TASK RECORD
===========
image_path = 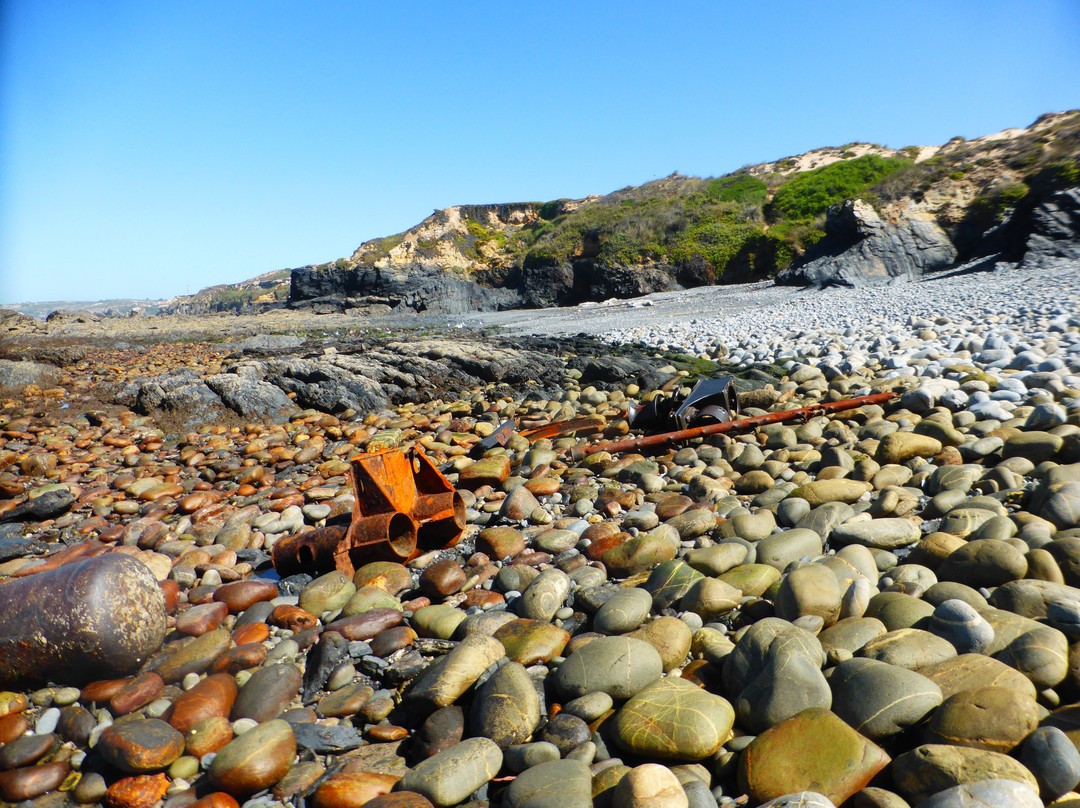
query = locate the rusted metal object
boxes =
[627,377,740,431]
[518,414,607,442]
[469,414,606,458]
[270,524,350,577]
[572,390,898,460]
[272,447,465,576]
[469,419,517,458]
[0,554,167,688]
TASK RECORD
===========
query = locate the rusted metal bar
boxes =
[470,420,517,458]
[518,415,607,442]
[570,391,898,460]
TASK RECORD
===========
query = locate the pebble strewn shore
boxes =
[1,264,1080,808]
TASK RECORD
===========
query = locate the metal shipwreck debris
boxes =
[272,447,465,576]
[627,377,740,430]
[573,390,898,460]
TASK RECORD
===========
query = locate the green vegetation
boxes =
[705,175,768,205]
[767,155,912,221]
[465,220,507,257]
[514,156,911,280]
[314,112,1080,286]
[967,182,1031,224]
[207,282,287,312]
[513,172,809,280]
[539,200,567,220]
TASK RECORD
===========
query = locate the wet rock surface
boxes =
[0,272,1079,807]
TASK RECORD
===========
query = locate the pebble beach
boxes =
[2,263,1080,808]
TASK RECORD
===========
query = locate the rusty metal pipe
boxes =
[271,524,350,577]
[571,391,898,460]
[412,491,467,550]
[341,511,417,569]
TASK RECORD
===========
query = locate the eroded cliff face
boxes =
[776,200,958,287]
[777,184,1080,287]
[164,112,1080,315]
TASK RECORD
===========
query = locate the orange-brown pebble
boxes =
[81,678,129,706]
[269,493,304,512]
[213,580,278,612]
[0,762,70,801]
[0,713,29,744]
[180,492,210,513]
[189,792,241,808]
[185,716,234,758]
[0,692,29,718]
[109,672,165,716]
[104,773,169,808]
[313,771,400,808]
[462,589,504,609]
[231,622,269,645]
[367,725,408,742]
[362,794,435,808]
[208,643,268,675]
[165,673,238,735]
[369,626,417,658]
[270,605,319,632]
[175,601,230,636]
[159,580,180,613]
[324,608,404,642]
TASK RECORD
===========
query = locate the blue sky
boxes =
[2,1,1078,304]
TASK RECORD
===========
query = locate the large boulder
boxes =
[290,262,520,314]
[0,359,61,390]
[777,199,957,287]
[520,260,679,308]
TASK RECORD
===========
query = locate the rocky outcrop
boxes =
[0,310,41,334]
[1025,187,1080,263]
[113,337,575,428]
[777,200,957,287]
[519,261,681,308]
[936,185,1080,275]
[290,263,521,314]
[0,360,62,390]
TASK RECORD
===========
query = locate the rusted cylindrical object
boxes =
[0,553,167,688]
[412,491,466,551]
[341,512,418,571]
[270,524,349,577]
[573,391,898,460]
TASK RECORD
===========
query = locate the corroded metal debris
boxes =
[272,447,465,576]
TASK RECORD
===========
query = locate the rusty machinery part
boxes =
[271,523,349,578]
[518,415,607,442]
[627,377,740,431]
[470,419,517,458]
[469,415,607,458]
[574,390,898,461]
[271,447,466,577]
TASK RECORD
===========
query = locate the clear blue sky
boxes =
[2,1,1078,305]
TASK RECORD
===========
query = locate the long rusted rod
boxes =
[571,390,898,460]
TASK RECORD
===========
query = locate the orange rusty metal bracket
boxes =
[271,446,465,577]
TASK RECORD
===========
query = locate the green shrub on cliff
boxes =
[768,155,911,221]
[967,182,1030,224]
[705,174,768,205]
